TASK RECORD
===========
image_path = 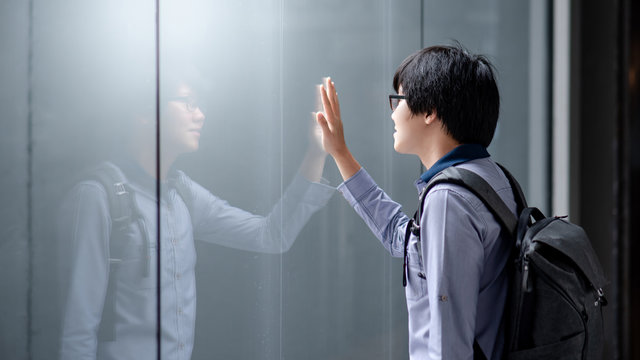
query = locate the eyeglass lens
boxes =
[389,95,404,111]
[390,98,398,111]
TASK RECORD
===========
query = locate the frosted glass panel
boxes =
[0,0,548,359]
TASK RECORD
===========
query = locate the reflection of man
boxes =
[57,79,334,360]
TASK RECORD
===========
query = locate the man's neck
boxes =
[418,135,461,170]
[132,144,176,181]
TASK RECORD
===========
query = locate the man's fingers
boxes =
[324,77,336,107]
[319,85,335,121]
[328,79,336,101]
[316,112,331,133]
[330,81,341,116]
[324,78,340,116]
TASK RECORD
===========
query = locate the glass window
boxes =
[0,0,549,358]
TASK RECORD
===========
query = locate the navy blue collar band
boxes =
[419,144,490,183]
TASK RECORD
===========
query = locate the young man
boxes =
[57,78,334,360]
[316,45,517,359]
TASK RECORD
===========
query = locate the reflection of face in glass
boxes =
[163,83,205,155]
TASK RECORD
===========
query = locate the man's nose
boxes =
[193,107,205,123]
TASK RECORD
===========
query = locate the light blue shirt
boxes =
[58,161,335,360]
[337,157,517,360]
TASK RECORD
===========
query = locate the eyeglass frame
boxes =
[388,94,406,111]
[169,96,200,112]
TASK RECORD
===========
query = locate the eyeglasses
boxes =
[170,96,199,112]
[389,94,406,111]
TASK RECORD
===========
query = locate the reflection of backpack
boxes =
[89,162,192,341]
[409,164,608,360]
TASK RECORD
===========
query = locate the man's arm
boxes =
[337,168,411,258]
[187,172,334,254]
[58,182,111,359]
[421,187,485,360]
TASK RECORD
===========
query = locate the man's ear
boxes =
[424,110,438,126]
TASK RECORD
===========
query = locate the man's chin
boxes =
[182,139,200,153]
[163,143,199,159]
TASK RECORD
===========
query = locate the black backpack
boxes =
[87,161,192,342]
[409,164,608,360]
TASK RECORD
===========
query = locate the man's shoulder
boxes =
[427,158,494,193]
[424,181,485,213]
[456,158,506,185]
[424,158,515,217]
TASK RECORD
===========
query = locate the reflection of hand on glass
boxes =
[299,110,328,183]
[58,79,334,360]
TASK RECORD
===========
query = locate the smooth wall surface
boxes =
[1,1,547,359]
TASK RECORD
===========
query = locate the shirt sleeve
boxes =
[188,173,335,253]
[337,168,411,258]
[58,182,111,360]
[421,186,486,360]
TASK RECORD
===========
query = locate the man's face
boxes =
[162,83,205,155]
[391,87,427,155]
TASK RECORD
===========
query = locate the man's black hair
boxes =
[392,44,500,147]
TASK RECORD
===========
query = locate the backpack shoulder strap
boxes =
[496,163,528,212]
[422,166,518,237]
[87,161,146,342]
[90,161,136,229]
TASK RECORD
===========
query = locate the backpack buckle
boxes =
[114,182,127,196]
[596,288,608,306]
[410,221,420,236]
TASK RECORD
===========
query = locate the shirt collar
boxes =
[115,157,180,192]
[417,143,490,186]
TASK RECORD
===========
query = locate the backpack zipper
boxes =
[511,219,554,350]
[511,256,528,351]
